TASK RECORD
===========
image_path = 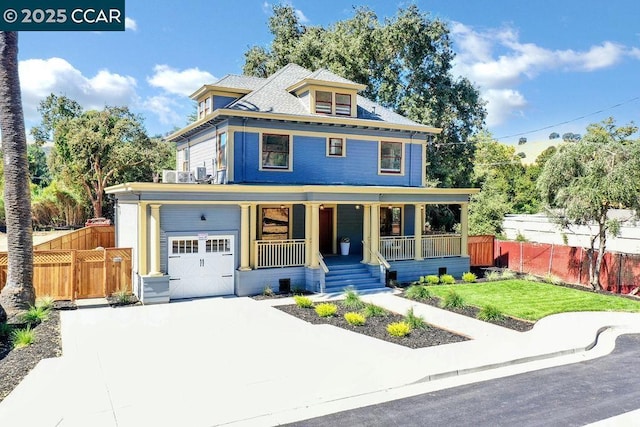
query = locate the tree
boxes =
[549,132,560,140]
[49,106,157,218]
[518,137,527,145]
[244,4,486,188]
[30,93,82,145]
[537,118,640,289]
[27,143,50,187]
[0,32,34,321]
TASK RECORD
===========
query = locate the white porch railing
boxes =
[254,239,306,269]
[380,236,415,261]
[422,234,461,258]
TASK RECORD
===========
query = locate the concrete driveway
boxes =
[2,295,640,426]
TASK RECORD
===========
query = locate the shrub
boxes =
[461,272,477,283]
[440,274,456,285]
[315,303,338,317]
[262,285,275,297]
[485,271,501,281]
[112,288,133,305]
[12,327,35,349]
[0,322,12,339]
[441,290,465,309]
[362,303,388,318]
[524,274,540,282]
[418,276,426,284]
[293,295,314,308]
[477,305,505,322]
[500,270,516,280]
[35,295,55,310]
[544,274,562,285]
[425,275,440,285]
[387,322,411,337]
[404,307,427,329]
[341,288,365,310]
[405,285,431,300]
[21,305,49,326]
[292,286,306,295]
[344,312,366,326]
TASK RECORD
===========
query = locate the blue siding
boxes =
[292,204,305,239]
[214,95,237,110]
[236,267,306,296]
[405,205,416,235]
[233,130,422,186]
[336,205,363,254]
[389,257,471,283]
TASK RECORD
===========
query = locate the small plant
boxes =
[441,290,466,309]
[315,303,338,317]
[418,276,426,284]
[544,274,562,285]
[524,274,540,282]
[485,271,502,281]
[362,303,388,318]
[341,288,365,310]
[0,322,12,339]
[387,322,411,337]
[292,286,306,295]
[340,236,350,243]
[344,312,366,326]
[35,295,55,310]
[500,270,516,280]
[439,274,456,285]
[112,287,133,305]
[262,285,275,297]
[477,305,505,322]
[293,295,314,308]
[425,275,440,285]
[461,272,477,283]
[515,232,528,242]
[21,305,49,326]
[11,327,35,349]
[404,307,427,329]
[405,285,431,300]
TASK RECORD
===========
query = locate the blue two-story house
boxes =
[107,64,478,304]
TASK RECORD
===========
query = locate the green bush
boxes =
[0,322,12,339]
[440,274,456,285]
[461,272,477,283]
[12,327,35,349]
[485,271,501,281]
[405,285,431,300]
[293,295,314,308]
[112,288,133,304]
[35,295,55,310]
[524,274,540,282]
[315,303,338,317]
[404,307,427,329]
[477,305,505,322]
[344,312,366,326]
[544,274,562,285]
[21,305,49,326]
[500,270,516,280]
[262,285,275,297]
[292,286,306,295]
[441,290,466,309]
[425,275,440,285]
[387,322,411,337]
[418,276,426,284]
[362,303,388,318]
[341,288,365,310]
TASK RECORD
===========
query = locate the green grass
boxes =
[427,279,640,321]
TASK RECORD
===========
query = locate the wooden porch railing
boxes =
[422,234,461,258]
[254,239,306,269]
[380,236,415,260]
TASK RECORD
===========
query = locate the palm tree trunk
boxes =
[0,32,35,321]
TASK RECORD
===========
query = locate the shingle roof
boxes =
[210,74,265,91]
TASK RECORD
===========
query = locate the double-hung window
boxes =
[328,138,344,156]
[335,93,351,116]
[380,141,402,174]
[315,91,332,114]
[262,134,290,169]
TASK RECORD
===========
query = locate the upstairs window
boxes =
[335,93,351,116]
[198,100,205,119]
[262,134,290,170]
[380,141,402,174]
[315,91,332,114]
[328,138,344,157]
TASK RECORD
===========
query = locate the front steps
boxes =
[323,263,384,293]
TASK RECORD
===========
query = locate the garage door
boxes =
[168,235,235,299]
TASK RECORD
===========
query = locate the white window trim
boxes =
[259,132,293,172]
[326,137,346,157]
[378,141,405,176]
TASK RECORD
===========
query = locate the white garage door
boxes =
[168,235,235,299]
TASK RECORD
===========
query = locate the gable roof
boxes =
[168,63,440,141]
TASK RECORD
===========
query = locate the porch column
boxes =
[369,203,380,265]
[305,204,312,266]
[249,204,257,268]
[239,203,251,271]
[138,202,149,276]
[460,203,469,256]
[414,204,424,261]
[362,204,371,264]
[309,203,320,268]
[148,204,162,276]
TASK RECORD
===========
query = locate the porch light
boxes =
[388,205,393,210]
[200,214,206,221]
[320,204,324,210]
[355,205,360,210]
[280,204,285,209]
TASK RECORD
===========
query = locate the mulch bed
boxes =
[0,310,63,402]
[276,303,468,349]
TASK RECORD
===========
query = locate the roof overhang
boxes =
[189,84,253,100]
[286,78,367,94]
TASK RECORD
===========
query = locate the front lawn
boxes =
[426,280,640,321]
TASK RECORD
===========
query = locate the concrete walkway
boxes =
[1,293,640,426]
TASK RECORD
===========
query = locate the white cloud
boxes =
[143,95,182,126]
[147,64,215,96]
[451,22,636,127]
[19,57,138,122]
[125,17,137,31]
[294,9,309,23]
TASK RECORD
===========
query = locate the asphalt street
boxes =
[290,334,640,427]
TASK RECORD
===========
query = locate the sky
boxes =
[15,0,640,146]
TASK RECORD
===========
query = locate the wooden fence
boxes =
[34,225,115,251]
[0,247,132,300]
[468,235,495,267]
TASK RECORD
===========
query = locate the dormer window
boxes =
[197,97,212,120]
[335,93,351,116]
[315,91,332,114]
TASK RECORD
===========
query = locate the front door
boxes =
[319,208,333,254]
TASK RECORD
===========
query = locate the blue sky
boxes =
[16,0,640,145]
